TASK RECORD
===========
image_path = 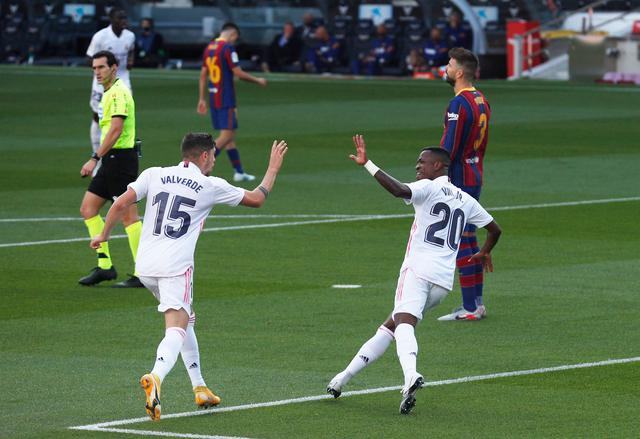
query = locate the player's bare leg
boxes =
[112,204,144,288]
[394,312,424,415]
[215,129,255,181]
[327,315,395,398]
[79,192,117,285]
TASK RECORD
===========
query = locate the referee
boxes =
[79,50,143,288]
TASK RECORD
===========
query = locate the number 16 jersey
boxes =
[401,176,493,290]
[129,161,245,277]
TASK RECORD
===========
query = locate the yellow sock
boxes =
[84,215,112,269]
[125,220,142,274]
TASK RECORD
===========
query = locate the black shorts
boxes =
[88,148,139,201]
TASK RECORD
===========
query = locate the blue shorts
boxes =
[210,107,238,130]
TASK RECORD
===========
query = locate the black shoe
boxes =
[111,275,145,288]
[79,266,117,286]
[399,375,424,415]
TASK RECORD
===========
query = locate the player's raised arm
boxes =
[350,134,411,199]
[240,140,287,207]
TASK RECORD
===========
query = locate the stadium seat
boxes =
[1,21,25,62]
[49,14,74,56]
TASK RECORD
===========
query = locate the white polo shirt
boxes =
[401,176,493,290]
[129,161,245,277]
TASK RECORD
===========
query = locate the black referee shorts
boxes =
[88,148,139,201]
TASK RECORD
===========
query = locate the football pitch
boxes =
[1,65,639,438]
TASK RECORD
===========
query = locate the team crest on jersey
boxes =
[447,112,459,121]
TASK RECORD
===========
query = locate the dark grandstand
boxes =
[2,0,639,76]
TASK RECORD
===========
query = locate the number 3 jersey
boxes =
[402,176,493,290]
[129,161,245,277]
[440,88,490,188]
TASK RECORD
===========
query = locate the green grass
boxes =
[1,65,639,438]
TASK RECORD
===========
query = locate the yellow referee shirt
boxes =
[99,78,135,149]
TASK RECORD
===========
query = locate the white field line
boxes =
[1,196,639,249]
[68,356,640,438]
[0,214,361,223]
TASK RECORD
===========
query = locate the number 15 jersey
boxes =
[129,161,245,277]
[401,176,493,290]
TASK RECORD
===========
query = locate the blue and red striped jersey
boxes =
[201,38,239,109]
[440,88,490,187]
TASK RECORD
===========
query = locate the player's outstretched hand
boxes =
[268,140,288,172]
[257,77,267,87]
[349,134,368,166]
[469,251,493,273]
[90,234,107,249]
[197,99,207,115]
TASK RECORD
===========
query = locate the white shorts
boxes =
[393,268,449,320]
[139,266,194,316]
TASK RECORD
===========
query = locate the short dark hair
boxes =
[92,50,118,67]
[141,17,154,27]
[221,22,240,33]
[448,47,479,81]
[181,133,215,159]
[421,147,451,166]
[109,8,126,19]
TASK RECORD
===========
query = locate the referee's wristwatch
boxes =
[91,152,100,161]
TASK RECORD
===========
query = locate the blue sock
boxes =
[214,147,222,157]
[456,236,477,312]
[226,148,244,174]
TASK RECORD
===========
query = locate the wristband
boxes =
[364,160,379,176]
[258,185,269,198]
[91,152,100,161]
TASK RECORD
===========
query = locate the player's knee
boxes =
[79,203,96,219]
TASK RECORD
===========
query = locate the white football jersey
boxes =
[87,25,135,98]
[128,161,245,277]
[401,175,493,290]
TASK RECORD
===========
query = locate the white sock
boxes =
[395,323,418,388]
[151,327,186,382]
[181,318,206,388]
[342,325,394,384]
[90,120,100,153]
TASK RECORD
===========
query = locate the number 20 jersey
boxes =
[401,176,493,290]
[128,161,245,277]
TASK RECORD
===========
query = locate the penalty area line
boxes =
[68,356,640,438]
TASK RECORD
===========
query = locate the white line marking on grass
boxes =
[72,427,254,439]
[2,196,639,249]
[332,284,362,289]
[0,214,361,223]
[69,356,640,438]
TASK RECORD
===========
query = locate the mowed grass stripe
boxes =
[69,356,640,434]
[1,196,638,248]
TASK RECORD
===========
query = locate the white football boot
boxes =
[437,305,483,321]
